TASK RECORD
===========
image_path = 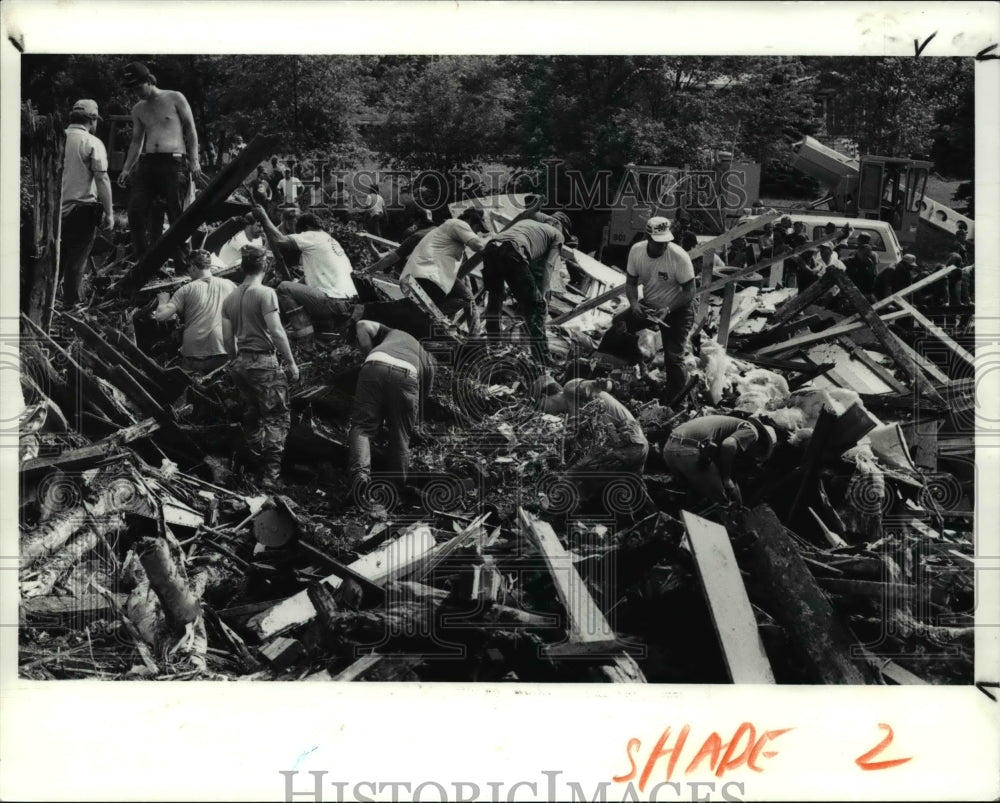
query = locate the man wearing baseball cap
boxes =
[596,216,696,402]
[118,61,202,268]
[60,99,114,306]
[874,253,918,301]
[662,413,776,515]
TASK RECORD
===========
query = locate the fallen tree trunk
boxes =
[738,505,868,684]
[137,537,202,634]
[21,527,99,598]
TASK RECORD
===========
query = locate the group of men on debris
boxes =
[52,62,955,517]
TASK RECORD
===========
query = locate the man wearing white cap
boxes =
[596,216,696,399]
[662,414,776,512]
[59,99,114,306]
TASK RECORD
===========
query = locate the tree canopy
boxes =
[21,54,975,206]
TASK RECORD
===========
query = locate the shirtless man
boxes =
[118,61,202,267]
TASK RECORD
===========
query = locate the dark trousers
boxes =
[276,281,354,323]
[662,443,729,506]
[127,154,191,266]
[229,352,290,481]
[59,203,102,306]
[597,304,694,395]
[482,241,549,363]
[348,361,420,485]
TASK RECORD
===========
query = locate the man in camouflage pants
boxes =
[221,245,300,489]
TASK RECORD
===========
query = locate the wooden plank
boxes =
[695,249,715,321]
[766,271,838,328]
[246,523,436,641]
[519,508,615,645]
[688,210,782,260]
[697,235,831,297]
[119,133,278,295]
[25,109,65,332]
[838,265,956,328]
[857,648,929,685]
[755,310,910,356]
[830,270,945,405]
[889,335,950,384]
[682,512,775,684]
[20,313,135,427]
[741,314,822,351]
[836,337,908,394]
[519,508,646,681]
[717,281,737,349]
[893,299,974,367]
[20,417,160,473]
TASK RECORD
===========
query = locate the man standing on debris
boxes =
[365,205,436,276]
[596,216,695,401]
[221,245,299,490]
[475,216,567,365]
[252,206,358,342]
[400,207,488,326]
[59,99,114,307]
[118,62,202,267]
[152,249,236,375]
[348,320,436,495]
[661,414,776,513]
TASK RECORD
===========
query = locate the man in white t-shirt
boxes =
[277,169,304,205]
[214,216,265,268]
[252,206,358,333]
[597,216,696,399]
[399,207,487,319]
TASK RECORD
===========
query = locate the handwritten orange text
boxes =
[613,724,795,791]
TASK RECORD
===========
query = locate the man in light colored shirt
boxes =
[277,169,304,205]
[59,99,114,306]
[221,246,299,490]
[252,206,358,342]
[597,216,696,399]
[152,249,236,374]
[399,206,487,323]
[215,217,265,268]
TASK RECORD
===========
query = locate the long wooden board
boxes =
[682,511,775,684]
[246,523,436,641]
[754,309,910,356]
[892,299,974,367]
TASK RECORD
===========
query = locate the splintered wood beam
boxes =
[892,299,974,367]
[519,508,616,646]
[696,235,831,297]
[836,337,909,394]
[767,271,838,328]
[754,310,910,356]
[246,523,436,641]
[119,133,278,295]
[838,265,957,328]
[888,334,950,384]
[696,250,715,321]
[717,281,737,349]
[830,270,945,405]
[20,416,161,473]
[682,511,775,683]
[688,210,781,260]
[740,505,867,684]
[518,508,646,681]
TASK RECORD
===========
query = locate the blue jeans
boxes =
[348,361,420,485]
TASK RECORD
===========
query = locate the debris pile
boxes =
[19,150,975,685]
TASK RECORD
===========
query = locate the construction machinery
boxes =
[789,135,973,243]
